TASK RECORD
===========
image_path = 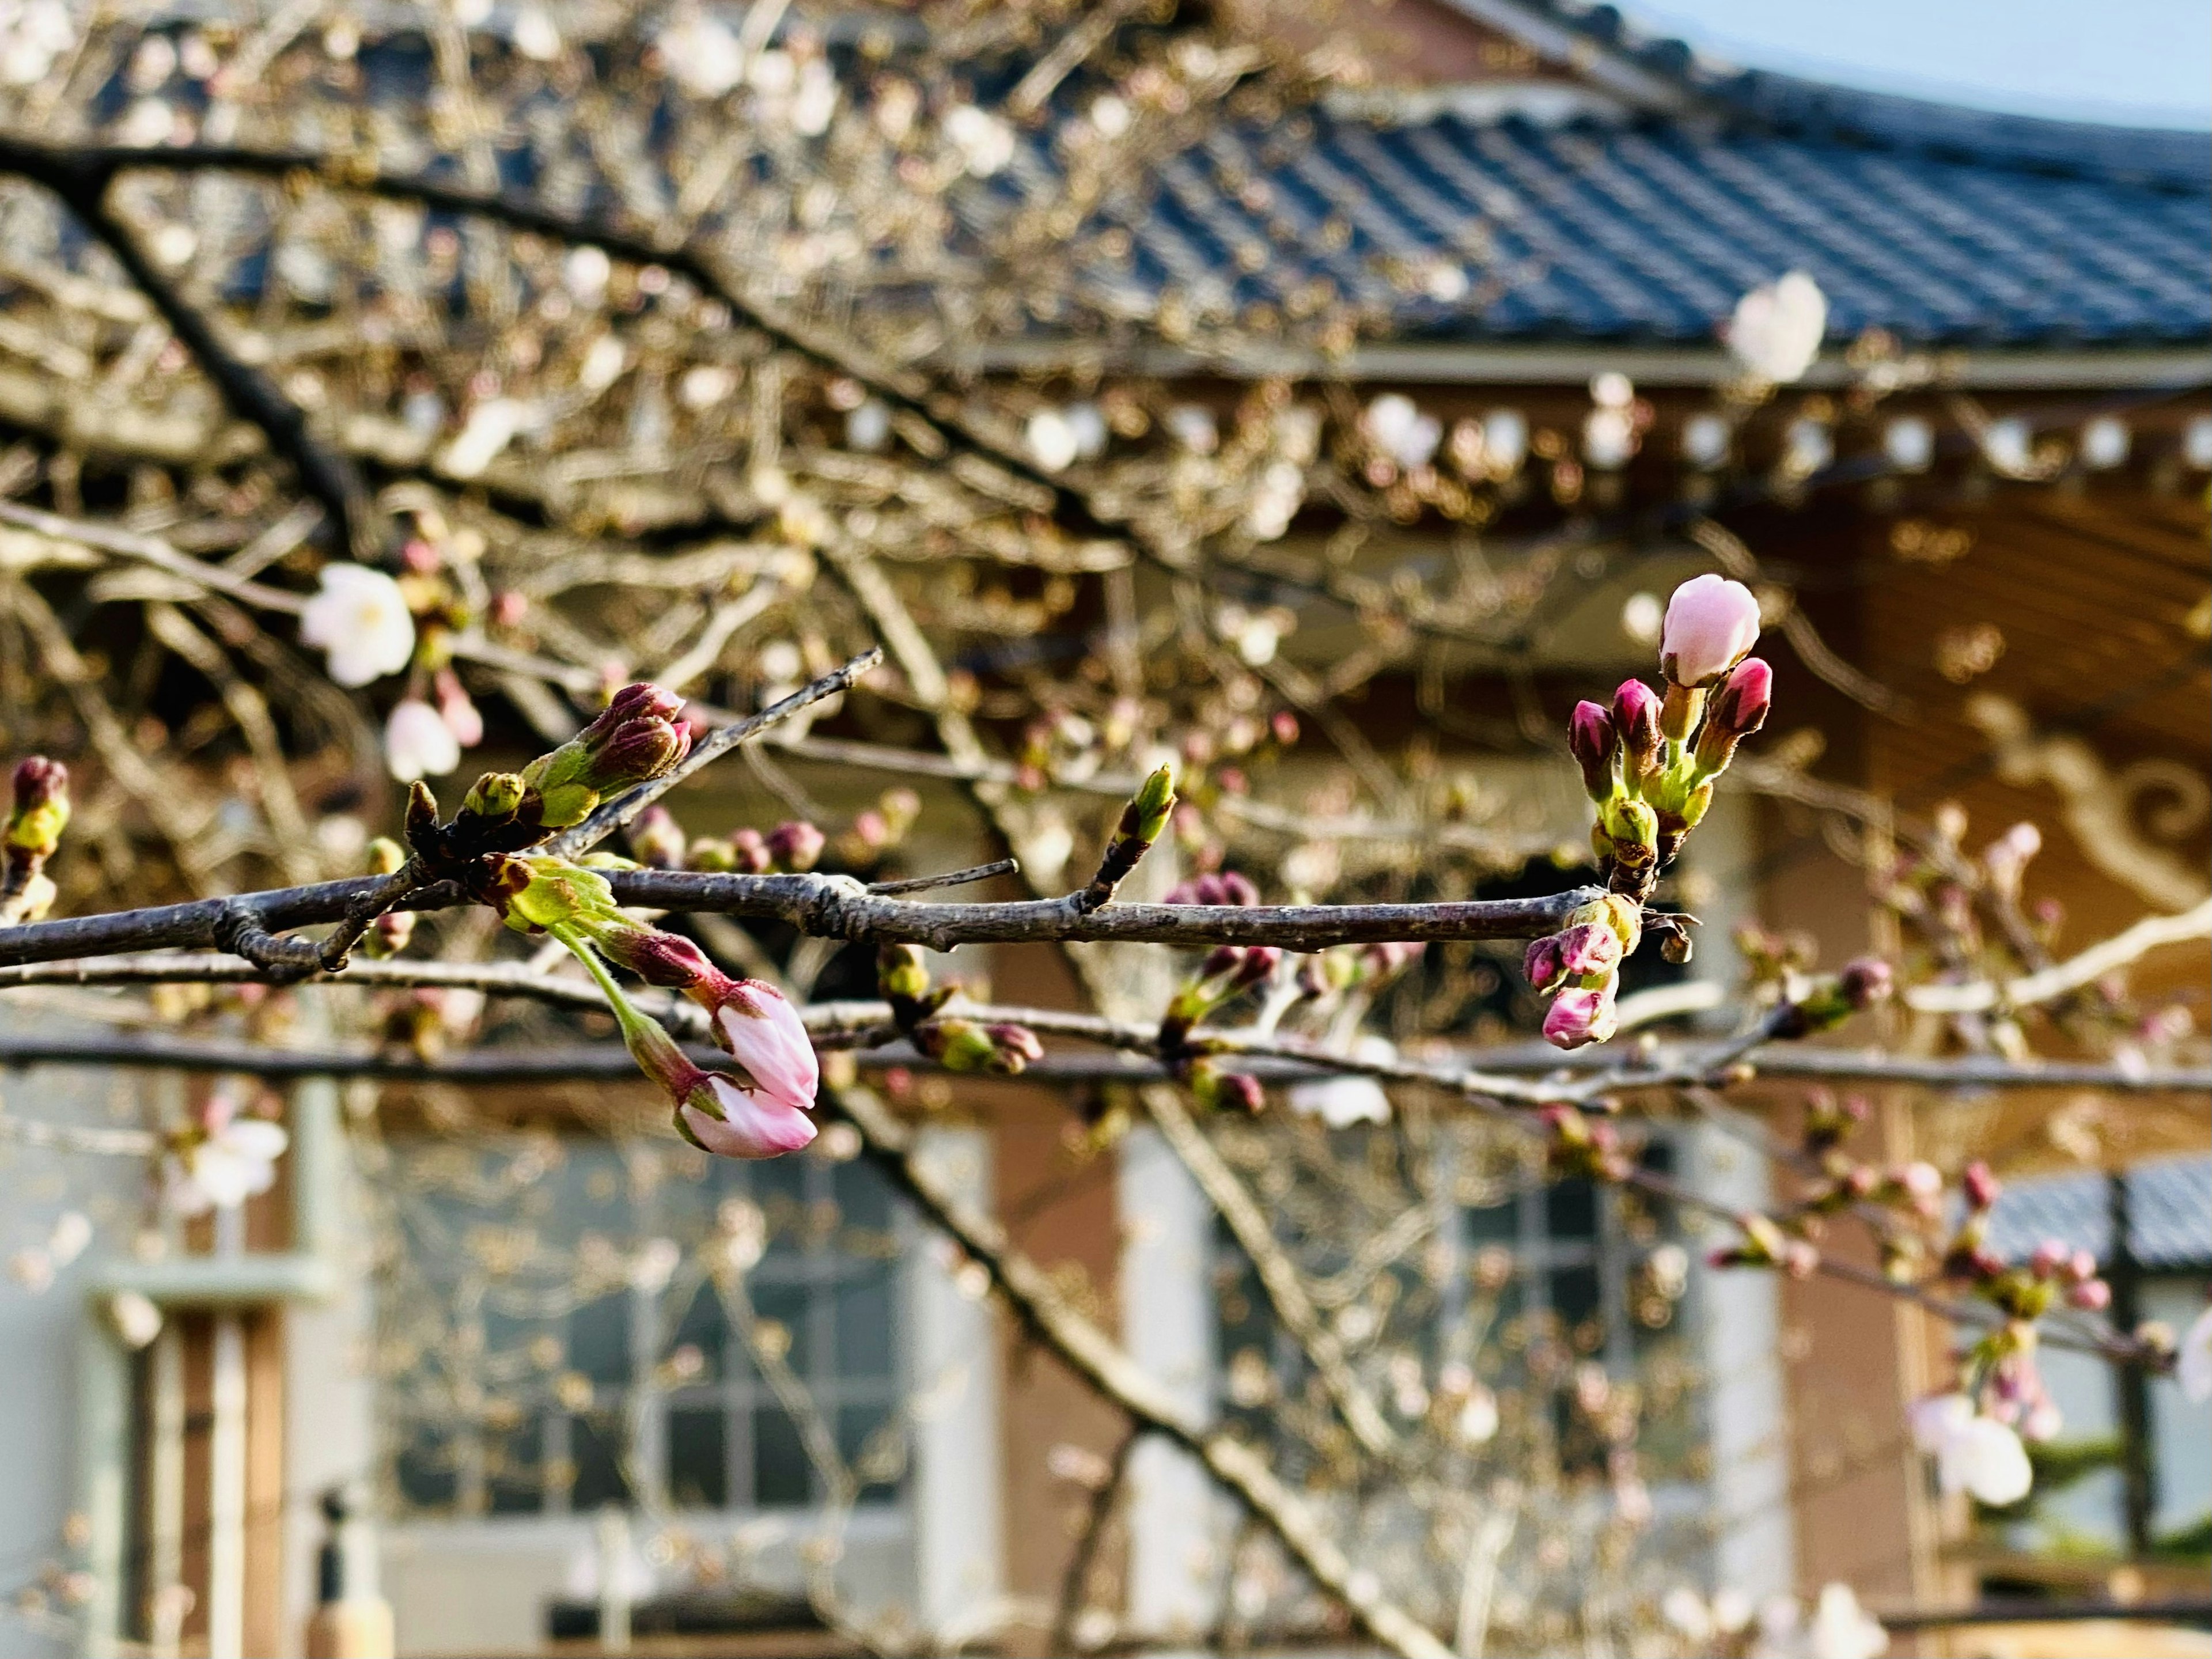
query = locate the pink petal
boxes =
[711,982,819,1112]
[680,1078,817,1160]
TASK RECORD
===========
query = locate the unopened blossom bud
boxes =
[593,924,726,994]
[462,771,527,821]
[520,682,691,828]
[1611,679,1663,789]
[701,979,819,1108]
[631,806,688,870]
[915,1018,1043,1075]
[765,820,825,873]
[1554,922,1624,979]
[1567,701,1619,801]
[1217,1070,1264,1113]
[1524,934,1564,994]
[1839,957,1893,1010]
[1233,945,1283,988]
[878,942,933,1005]
[676,1071,818,1160]
[1692,657,1772,775]
[1660,573,1762,688]
[1130,764,1177,845]
[2067,1249,2097,1284]
[729,828,771,874]
[1963,1161,2001,1211]
[2031,1239,2070,1279]
[479,854,619,934]
[2066,1278,2112,1312]
[1543,982,1619,1050]
[5,757,68,857]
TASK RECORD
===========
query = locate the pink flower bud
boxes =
[5,757,69,858]
[1217,1071,1265,1113]
[1692,657,1772,772]
[765,820,825,873]
[1524,934,1565,994]
[630,805,689,870]
[730,828,771,874]
[1567,701,1619,800]
[2068,1249,2098,1284]
[2066,1278,2112,1312]
[1543,982,1619,1051]
[1233,946,1282,988]
[1554,922,1624,979]
[1611,679,1663,784]
[1660,573,1762,687]
[705,980,819,1116]
[1838,956,1893,1010]
[677,1073,818,1160]
[1963,1161,2001,1211]
[2031,1240,2070,1278]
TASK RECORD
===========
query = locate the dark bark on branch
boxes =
[0,873,1597,968]
[0,138,380,558]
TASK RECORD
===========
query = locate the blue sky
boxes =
[1627,0,2212,129]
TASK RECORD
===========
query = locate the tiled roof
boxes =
[1085,107,2212,349]
[1984,1154,2212,1270]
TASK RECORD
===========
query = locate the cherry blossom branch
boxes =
[4,960,2202,1097]
[0,874,1597,971]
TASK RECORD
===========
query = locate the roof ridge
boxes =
[1430,0,2212,190]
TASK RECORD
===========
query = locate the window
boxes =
[377,1131,907,1517]
[1213,1120,1702,1489]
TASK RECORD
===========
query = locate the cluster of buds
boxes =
[1160,944,1281,1051]
[1770,956,1895,1037]
[1570,574,1769,900]
[1295,939,1426,1002]
[1539,1101,1633,1184]
[1,757,69,925]
[1186,1058,1266,1114]
[517,683,692,830]
[1164,868,1259,907]
[474,851,820,1159]
[1709,1210,1821,1279]
[875,944,1044,1076]
[402,683,693,872]
[688,817,828,875]
[1521,893,1642,1050]
[834,787,922,867]
[1941,1161,2111,1315]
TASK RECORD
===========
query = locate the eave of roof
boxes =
[955,339,2212,390]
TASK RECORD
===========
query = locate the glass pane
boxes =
[395,1428,457,1509]
[569,1293,632,1385]
[834,1270,895,1381]
[486,1421,543,1515]
[667,1407,729,1510]
[1548,1264,1603,1354]
[832,1159,894,1236]
[1464,1199,1519,1245]
[1544,1177,1597,1241]
[755,1406,810,1506]
[570,1411,631,1510]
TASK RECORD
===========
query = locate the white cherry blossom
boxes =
[298,563,415,687]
